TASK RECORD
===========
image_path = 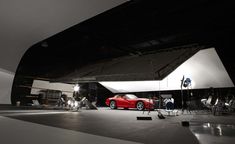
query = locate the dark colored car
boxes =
[105,94,154,111]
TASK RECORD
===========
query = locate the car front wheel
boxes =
[110,101,117,109]
[136,101,145,111]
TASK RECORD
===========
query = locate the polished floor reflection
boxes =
[1,107,235,144]
[0,108,199,144]
[190,122,235,144]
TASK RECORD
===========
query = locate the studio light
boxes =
[74,84,80,92]
[183,78,191,88]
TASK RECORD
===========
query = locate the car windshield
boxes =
[125,94,137,99]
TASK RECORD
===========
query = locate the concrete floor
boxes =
[0,107,235,144]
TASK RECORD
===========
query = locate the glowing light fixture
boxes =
[74,84,80,92]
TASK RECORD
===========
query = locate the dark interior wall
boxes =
[214,36,235,86]
[12,0,235,81]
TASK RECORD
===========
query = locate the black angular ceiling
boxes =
[16,0,235,81]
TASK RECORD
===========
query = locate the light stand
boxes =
[180,76,185,112]
[181,77,192,114]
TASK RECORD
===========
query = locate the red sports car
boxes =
[105,94,154,111]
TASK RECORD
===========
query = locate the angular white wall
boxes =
[100,48,234,93]
[0,0,128,72]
